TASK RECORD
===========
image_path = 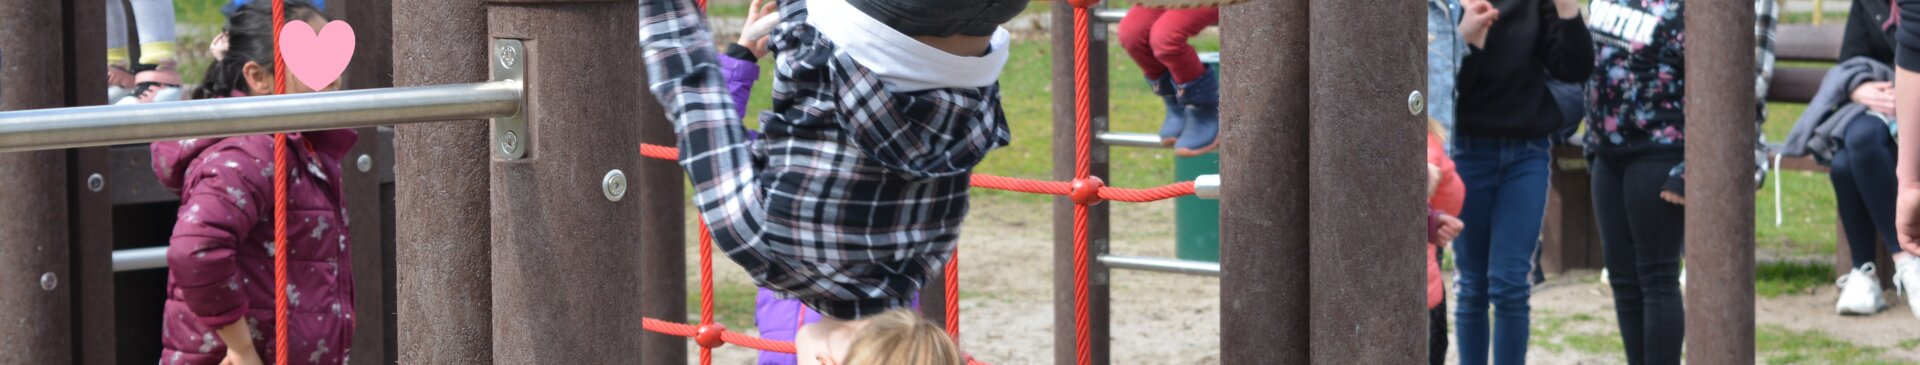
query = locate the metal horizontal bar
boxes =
[1097,132,1167,149]
[1194,174,1220,200]
[1094,8,1129,23]
[0,81,520,153]
[1098,254,1220,277]
[113,246,168,272]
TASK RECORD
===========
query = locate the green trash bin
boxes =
[1175,152,1220,262]
[1174,52,1222,263]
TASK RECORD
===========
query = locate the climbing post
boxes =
[484,1,649,362]
[1684,0,1758,362]
[1219,0,1313,362]
[0,1,74,363]
[1053,1,1113,364]
[1305,0,1428,361]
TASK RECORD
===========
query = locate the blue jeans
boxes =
[1450,134,1551,365]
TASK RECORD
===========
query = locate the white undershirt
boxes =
[806,0,1011,92]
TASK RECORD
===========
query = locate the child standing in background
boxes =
[106,0,183,104]
[1427,119,1467,365]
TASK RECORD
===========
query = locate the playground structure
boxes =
[0,0,1757,364]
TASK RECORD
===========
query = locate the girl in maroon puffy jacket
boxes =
[152,2,353,364]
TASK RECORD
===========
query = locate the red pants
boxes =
[1117,5,1218,84]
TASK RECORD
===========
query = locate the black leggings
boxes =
[1591,150,1685,365]
[1830,114,1901,268]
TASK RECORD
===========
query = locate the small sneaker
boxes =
[1837,263,1889,315]
[1896,259,1920,319]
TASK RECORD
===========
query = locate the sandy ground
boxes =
[682,196,1920,364]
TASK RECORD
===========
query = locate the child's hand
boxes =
[737,0,780,58]
[1899,182,1920,255]
[1435,214,1464,244]
[218,349,263,365]
[1458,0,1499,49]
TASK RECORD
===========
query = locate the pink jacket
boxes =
[1427,133,1464,310]
[152,130,357,365]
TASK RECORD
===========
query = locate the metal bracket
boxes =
[1091,116,1109,164]
[1092,239,1110,285]
[492,39,530,160]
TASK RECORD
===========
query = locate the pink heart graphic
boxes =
[278,20,354,91]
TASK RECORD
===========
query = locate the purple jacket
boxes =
[152,130,358,365]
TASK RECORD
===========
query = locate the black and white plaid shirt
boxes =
[640,0,1010,319]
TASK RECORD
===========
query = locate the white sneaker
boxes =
[1895,259,1920,319]
[1837,263,1889,315]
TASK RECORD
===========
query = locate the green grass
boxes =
[1755,260,1834,297]
[687,280,761,328]
[1759,325,1903,364]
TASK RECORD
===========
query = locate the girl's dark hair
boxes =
[192,0,326,100]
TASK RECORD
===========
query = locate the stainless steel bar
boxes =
[1097,132,1167,149]
[1094,8,1128,23]
[0,80,521,153]
[1194,174,1221,199]
[112,246,167,272]
[1097,254,1220,277]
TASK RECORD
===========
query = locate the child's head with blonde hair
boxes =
[823,309,965,365]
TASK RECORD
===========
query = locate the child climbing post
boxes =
[153,1,355,364]
[1117,3,1218,156]
[639,0,1021,363]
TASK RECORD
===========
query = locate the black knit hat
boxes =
[844,0,1029,37]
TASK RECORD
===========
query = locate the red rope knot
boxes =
[695,323,728,349]
[1067,0,1100,8]
[1069,177,1105,206]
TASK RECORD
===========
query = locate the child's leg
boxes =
[128,0,178,66]
[1146,8,1217,84]
[106,0,128,66]
[1117,6,1169,79]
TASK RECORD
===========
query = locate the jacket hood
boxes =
[151,130,359,192]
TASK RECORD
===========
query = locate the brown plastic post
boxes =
[633,18,687,365]
[1684,0,1757,362]
[328,1,396,364]
[0,2,73,363]
[392,0,493,363]
[1305,0,1427,362]
[1052,3,1111,364]
[485,2,646,363]
[1218,0,1312,362]
[62,0,114,363]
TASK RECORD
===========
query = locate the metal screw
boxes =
[501,131,519,156]
[356,155,373,173]
[497,44,519,69]
[39,273,56,291]
[86,173,104,192]
[1408,90,1425,116]
[603,169,628,202]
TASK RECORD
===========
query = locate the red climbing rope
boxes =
[945,249,960,341]
[1069,3,1094,364]
[698,221,715,365]
[269,0,291,364]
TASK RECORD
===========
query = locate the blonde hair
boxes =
[1428,118,1449,143]
[839,310,965,365]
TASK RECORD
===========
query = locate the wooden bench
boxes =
[1543,24,1896,285]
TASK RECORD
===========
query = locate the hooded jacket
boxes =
[152,129,357,365]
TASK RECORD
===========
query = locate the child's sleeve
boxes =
[718,49,762,118]
[166,147,265,329]
[638,0,769,256]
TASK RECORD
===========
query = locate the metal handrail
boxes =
[0,80,521,153]
[1098,254,1220,277]
[113,246,168,272]
[1097,132,1167,149]
[1094,8,1129,23]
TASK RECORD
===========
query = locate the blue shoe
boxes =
[1151,75,1185,146]
[1174,67,1219,157]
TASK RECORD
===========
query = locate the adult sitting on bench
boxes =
[1780,0,1920,318]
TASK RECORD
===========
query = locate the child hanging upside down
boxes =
[639,0,1019,363]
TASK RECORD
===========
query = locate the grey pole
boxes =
[1306,0,1427,361]
[393,0,494,363]
[1220,0,1312,362]
[0,2,72,364]
[1684,0,1758,362]
[486,2,646,362]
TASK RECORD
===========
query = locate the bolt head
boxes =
[603,169,628,202]
[1408,91,1425,116]
[501,131,519,155]
[356,155,374,173]
[39,273,56,291]
[497,44,519,69]
[86,173,104,192]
